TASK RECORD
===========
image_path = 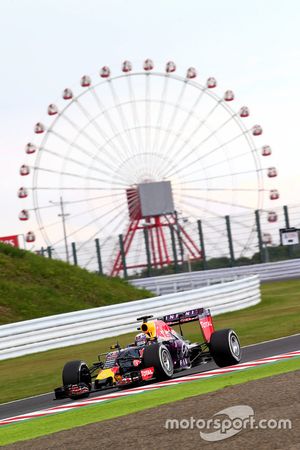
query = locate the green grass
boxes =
[0,243,152,325]
[1,278,300,404]
[183,278,300,346]
[1,356,300,446]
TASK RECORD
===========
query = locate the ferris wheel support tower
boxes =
[111,180,202,276]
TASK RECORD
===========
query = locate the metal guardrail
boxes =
[0,276,260,361]
[130,259,300,294]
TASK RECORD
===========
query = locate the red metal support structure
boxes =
[110,183,202,276]
[158,218,171,265]
[155,216,164,268]
[149,226,157,269]
[110,214,202,276]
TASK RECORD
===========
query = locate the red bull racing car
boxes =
[54,308,241,400]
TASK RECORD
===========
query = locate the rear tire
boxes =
[62,360,92,388]
[143,344,174,380]
[209,329,241,367]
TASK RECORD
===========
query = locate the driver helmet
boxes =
[135,332,148,347]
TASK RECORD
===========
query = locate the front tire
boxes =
[209,329,241,367]
[143,344,174,380]
[62,360,92,388]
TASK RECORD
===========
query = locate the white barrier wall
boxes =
[0,275,260,361]
[130,259,300,294]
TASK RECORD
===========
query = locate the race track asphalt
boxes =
[0,333,299,420]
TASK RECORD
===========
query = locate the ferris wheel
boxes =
[18,59,278,274]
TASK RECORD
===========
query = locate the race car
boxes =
[54,307,241,400]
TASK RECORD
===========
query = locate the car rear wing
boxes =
[160,308,208,326]
[161,307,215,343]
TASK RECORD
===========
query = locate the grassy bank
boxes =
[0,243,152,325]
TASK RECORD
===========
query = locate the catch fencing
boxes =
[37,203,300,277]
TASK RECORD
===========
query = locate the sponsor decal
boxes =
[133,359,141,367]
[200,321,211,328]
[141,367,154,380]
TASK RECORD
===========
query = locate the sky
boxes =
[0,0,300,249]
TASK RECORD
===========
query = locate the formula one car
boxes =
[54,308,241,400]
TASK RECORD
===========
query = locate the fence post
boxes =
[283,205,290,228]
[95,238,103,275]
[143,228,152,277]
[71,242,78,266]
[284,205,293,258]
[119,234,128,279]
[47,246,52,258]
[174,211,184,264]
[197,219,207,270]
[255,209,264,262]
[225,215,235,266]
[170,225,178,273]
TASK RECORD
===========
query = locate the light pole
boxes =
[50,196,70,263]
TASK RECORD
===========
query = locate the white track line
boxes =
[1,349,300,426]
[0,392,53,407]
[243,332,300,348]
